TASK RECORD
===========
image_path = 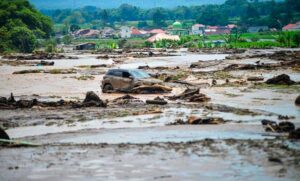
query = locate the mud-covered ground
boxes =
[0,48,300,180]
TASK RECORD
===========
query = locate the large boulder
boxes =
[265,74,296,85]
[289,128,300,139]
[82,91,106,107]
[295,95,300,106]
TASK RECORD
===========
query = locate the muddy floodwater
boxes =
[0,49,300,180]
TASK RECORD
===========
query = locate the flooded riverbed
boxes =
[1,49,300,181]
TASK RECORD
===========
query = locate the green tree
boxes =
[62,35,72,45]
[152,9,167,27]
[70,24,80,32]
[10,26,36,53]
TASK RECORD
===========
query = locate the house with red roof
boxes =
[283,22,300,31]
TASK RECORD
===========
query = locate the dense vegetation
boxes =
[43,0,300,29]
[30,0,226,9]
[0,0,53,53]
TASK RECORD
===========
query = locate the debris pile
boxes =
[168,88,210,102]
[188,116,225,124]
[146,97,168,105]
[0,92,106,109]
[112,95,143,105]
[130,84,172,94]
[3,52,76,60]
[168,116,225,125]
[265,74,296,85]
[289,128,300,139]
[81,91,107,107]
[261,120,295,133]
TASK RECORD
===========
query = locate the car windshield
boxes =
[129,70,150,79]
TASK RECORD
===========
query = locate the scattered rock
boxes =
[188,116,225,124]
[90,64,107,68]
[38,61,54,66]
[289,128,300,139]
[268,157,282,163]
[262,120,295,133]
[168,88,210,102]
[167,119,186,125]
[295,95,300,106]
[146,97,168,105]
[278,122,295,132]
[265,74,296,85]
[112,95,142,104]
[0,127,10,140]
[247,76,264,81]
[16,99,38,108]
[138,65,150,69]
[212,79,217,85]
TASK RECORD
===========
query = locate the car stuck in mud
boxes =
[101,69,172,93]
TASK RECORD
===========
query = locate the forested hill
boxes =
[29,0,226,9]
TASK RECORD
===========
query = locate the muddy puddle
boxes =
[7,106,281,141]
[118,53,227,69]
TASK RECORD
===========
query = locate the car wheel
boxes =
[102,84,113,93]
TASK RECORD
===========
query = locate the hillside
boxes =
[29,0,226,9]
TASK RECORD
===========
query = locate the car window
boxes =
[107,70,122,77]
[129,70,150,79]
[122,71,131,78]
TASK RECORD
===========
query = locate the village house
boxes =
[75,42,96,50]
[282,22,300,31]
[120,26,131,38]
[168,21,189,36]
[191,24,205,35]
[131,27,149,38]
[247,26,269,33]
[204,26,231,35]
[101,27,116,38]
[73,29,100,38]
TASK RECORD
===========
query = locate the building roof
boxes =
[227,24,236,29]
[149,29,165,34]
[193,24,205,27]
[283,23,299,30]
[147,33,180,42]
[131,28,142,35]
[173,21,183,29]
[74,29,100,37]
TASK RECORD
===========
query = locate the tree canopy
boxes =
[43,0,300,29]
[0,0,53,53]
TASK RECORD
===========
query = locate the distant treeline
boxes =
[42,0,300,29]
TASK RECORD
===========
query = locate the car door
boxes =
[120,71,133,90]
[110,70,132,91]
